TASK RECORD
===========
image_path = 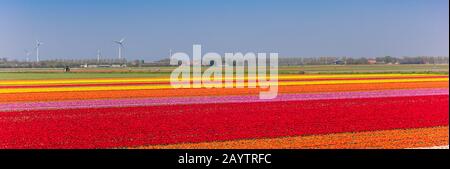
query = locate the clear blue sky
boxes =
[0,0,448,61]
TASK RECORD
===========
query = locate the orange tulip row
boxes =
[134,126,449,149]
[0,81,447,103]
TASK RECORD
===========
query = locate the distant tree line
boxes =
[0,56,448,68]
[279,56,449,66]
[0,58,128,68]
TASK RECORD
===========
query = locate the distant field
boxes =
[279,64,449,74]
[0,72,170,80]
[0,64,448,80]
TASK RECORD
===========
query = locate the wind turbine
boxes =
[35,40,43,62]
[113,38,125,59]
[24,49,31,62]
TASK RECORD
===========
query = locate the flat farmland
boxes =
[0,65,448,149]
[0,64,447,80]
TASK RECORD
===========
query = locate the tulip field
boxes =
[0,72,448,149]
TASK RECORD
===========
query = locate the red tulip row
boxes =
[0,95,448,149]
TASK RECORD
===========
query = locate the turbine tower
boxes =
[24,49,31,62]
[35,40,43,62]
[113,38,125,59]
[97,49,102,63]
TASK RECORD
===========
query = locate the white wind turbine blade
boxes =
[114,38,125,47]
[113,40,121,44]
